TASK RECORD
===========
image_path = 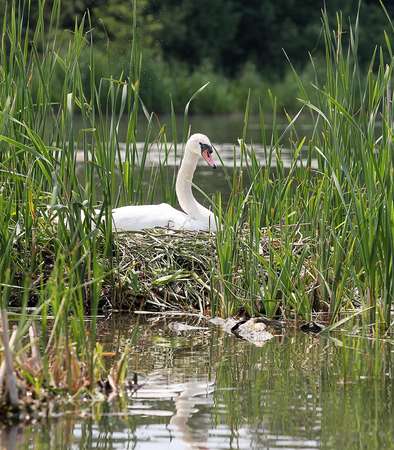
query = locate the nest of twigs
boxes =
[104,226,319,313]
[10,221,319,313]
[106,229,216,311]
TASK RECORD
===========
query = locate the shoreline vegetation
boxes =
[1,0,391,116]
[1,0,394,418]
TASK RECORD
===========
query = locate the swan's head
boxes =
[186,133,217,168]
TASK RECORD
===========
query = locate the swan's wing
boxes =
[155,205,215,231]
[111,204,190,232]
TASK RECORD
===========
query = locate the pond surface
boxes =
[75,112,317,205]
[76,113,316,168]
[2,315,393,450]
[132,113,314,144]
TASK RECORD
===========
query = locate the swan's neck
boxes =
[176,152,214,225]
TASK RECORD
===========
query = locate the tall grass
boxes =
[0,0,141,408]
[210,4,394,331]
[0,0,393,366]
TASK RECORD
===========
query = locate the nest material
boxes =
[9,222,318,313]
[105,226,318,313]
[109,229,216,311]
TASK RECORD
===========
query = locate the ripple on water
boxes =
[4,316,394,450]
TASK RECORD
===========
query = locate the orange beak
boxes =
[202,149,217,168]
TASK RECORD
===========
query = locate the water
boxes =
[4,114,391,448]
[132,113,314,144]
[75,112,317,205]
[2,315,393,449]
[76,113,316,168]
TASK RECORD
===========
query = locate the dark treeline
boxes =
[142,0,394,75]
[2,0,394,113]
[53,0,394,72]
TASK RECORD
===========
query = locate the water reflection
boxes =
[1,317,393,449]
[116,113,315,144]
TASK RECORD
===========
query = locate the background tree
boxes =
[1,0,393,113]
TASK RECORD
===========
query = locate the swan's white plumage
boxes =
[111,133,217,232]
[111,203,213,232]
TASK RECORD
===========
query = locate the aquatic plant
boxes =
[0,0,394,370]
[0,303,135,421]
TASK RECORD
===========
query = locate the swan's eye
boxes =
[199,143,213,154]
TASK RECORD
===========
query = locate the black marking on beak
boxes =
[200,142,216,168]
[199,142,213,154]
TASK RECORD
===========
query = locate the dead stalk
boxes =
[0,310,19,406]
[0,325,17,393]
[29,323,42,372]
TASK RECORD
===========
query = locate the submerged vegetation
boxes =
[1,0,394,417]
[0,310,134,423]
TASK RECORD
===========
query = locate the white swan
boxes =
[111,133,217,232]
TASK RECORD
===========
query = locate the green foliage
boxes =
[1,0,392,114]
[143,0,394,74]
[2,0,394,333]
